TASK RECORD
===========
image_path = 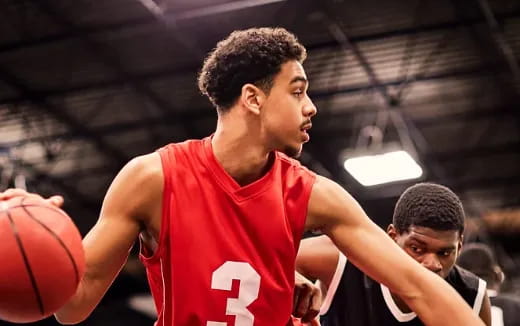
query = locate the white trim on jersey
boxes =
[473,278,487,314]
[379,276,487,323]
[380,283,417,322]
[319,252,347,315]
[160,258,166,326]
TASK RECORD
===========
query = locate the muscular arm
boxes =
[55,153,163,324]
[296,235,339,294]
[305,176,484,326]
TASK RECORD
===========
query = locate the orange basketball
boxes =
[0,196,85,323]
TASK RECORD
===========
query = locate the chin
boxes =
[281,144,302,158]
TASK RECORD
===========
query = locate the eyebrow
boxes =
[289,76,308,85]
[408,237,456,251]
[407,237,427,246]
[438,245,456,251]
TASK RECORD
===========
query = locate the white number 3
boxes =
[207,261,261,326]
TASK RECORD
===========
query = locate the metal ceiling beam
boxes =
[358,174,520,201]
[426,141,520,161]
[318,2,450,187]
[450,0,520,98]
[0,67,129,167]
[450,175,520,192]
[0,61,495,107]
[311,105,516,131]
[306,8,520,50]
[1,7,519,55]
[307,134,519,164]
[311,65,497,100]
[0,108,212,149]
[4,94,516,151]
[0,64,198,105]
[448,0,520,166]
[476,0,520,87]
[30,0,179,117]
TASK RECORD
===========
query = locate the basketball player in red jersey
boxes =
[0,28,484,326]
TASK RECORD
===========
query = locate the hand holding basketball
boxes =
[0,188,64,208]
[0,190,85,323]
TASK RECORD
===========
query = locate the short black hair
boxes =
[393,183,465,235]
[457,243,498,283]
[198,27,307,110]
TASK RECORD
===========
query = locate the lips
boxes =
[300,123,312,142]
[301,123,312,132]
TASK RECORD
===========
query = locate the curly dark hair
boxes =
[393,183,465,235]
[198,27,307,110]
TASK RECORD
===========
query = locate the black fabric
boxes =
[491,294,520,326]
[321,262,481,326]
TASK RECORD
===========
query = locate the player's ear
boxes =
[387,224,398,242]
[457,234,463,253]
[494,265,505,284]
[239,83,264,115]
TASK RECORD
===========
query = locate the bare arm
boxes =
[55,153,163,324]
[305,176,484,326]
[296,235,339,292]
[479,292,492,326]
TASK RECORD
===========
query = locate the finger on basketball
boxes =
[47,195,64,208]
[0,188,29,200]
[0,189,63,208]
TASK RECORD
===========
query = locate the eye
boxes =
[293,90,304,98]
[439,250,452,257]
[410,245,423,254]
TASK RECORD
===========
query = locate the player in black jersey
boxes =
[458,243,520,326]
[296,183,492,326]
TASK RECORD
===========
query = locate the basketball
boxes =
[0,196,85,323]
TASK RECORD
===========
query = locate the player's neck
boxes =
[212,117,273,186]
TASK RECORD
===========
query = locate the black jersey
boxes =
[320,253,486,326]
[490,292,520,326]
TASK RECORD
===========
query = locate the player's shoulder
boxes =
[159,138,205,153]
[448,265,483,293]
[451,265,481,282]
[276,151,312,171]
[121,152,163,185]
[275,152,317,188]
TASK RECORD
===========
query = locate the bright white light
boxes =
[343,150,423,186]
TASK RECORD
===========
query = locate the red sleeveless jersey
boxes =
[140,137,316,326]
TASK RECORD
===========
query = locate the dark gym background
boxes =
[1,0,519,325]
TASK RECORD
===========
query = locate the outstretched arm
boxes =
[305,175,484,326]
[296,235,339,296]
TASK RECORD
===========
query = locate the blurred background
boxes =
[0,0,519,325]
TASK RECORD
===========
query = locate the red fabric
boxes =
[140,137,316,326]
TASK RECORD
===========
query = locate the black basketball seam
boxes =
[20,198,81,286]
[5,210,45,316]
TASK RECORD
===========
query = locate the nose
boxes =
[304,97,317,118]
[420,254,442,274]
